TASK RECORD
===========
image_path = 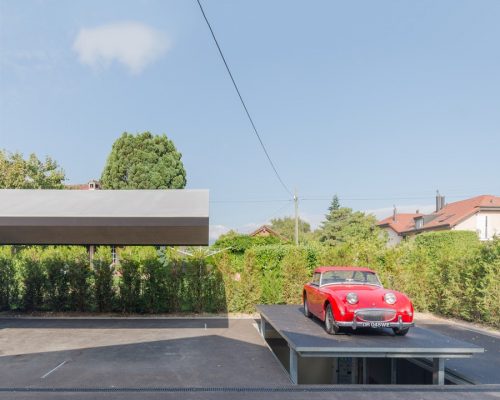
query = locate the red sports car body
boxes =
[303,266,414,335]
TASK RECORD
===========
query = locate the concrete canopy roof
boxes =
[0,189,209,245]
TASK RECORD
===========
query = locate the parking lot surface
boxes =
[0,317,498,400]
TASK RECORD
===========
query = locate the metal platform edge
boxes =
[256,305,484,386]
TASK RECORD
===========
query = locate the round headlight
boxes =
[346,292,359,305]
[384,292,397,305]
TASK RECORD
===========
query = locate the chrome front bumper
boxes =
[336,314,414,330]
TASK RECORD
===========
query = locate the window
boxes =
[312,272,321,286]
[320,270,382,287]
[415,217,424,229]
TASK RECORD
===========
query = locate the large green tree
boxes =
[100,132,186,189]
[318,196,383,246]
[0,150,65,189]
[270,216,311,242]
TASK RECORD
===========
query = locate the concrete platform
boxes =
[257,305,484,385]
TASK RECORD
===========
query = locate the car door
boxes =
[307,272,322,317]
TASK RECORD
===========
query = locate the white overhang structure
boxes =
[0,189,209,245]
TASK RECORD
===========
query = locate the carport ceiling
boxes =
[0,189,209,245]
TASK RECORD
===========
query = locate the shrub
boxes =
[237,250,262,313]
[281,247,310,304]
[43,247,71,311]
[18,247,47,311]
[93,246,115,312]
[67,247,93,311]
[0,246,18,310]
[117,247,143,312]
[142,247,170,313]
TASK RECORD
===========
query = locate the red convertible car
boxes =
[303,266,414,336]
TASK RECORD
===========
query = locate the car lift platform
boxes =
[257,305,483,385]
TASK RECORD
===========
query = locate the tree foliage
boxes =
[0,150,65,189]
[213,231,282,253]
[100,132,186,189]
[318,196,384,246]
[270,216,311,242]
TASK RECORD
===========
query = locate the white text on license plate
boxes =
[365,322,390,328]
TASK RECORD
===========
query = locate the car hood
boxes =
[321,284,410,307]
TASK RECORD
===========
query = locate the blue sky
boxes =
[1,0,499,240]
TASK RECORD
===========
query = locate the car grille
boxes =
[355,309,396,322]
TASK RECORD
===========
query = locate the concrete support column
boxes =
[289,347,298,384]
[390,358,397,384]
[433,358,445,385]
[351,358,358,384]
[362,358,368,384]
[332,358,338,384]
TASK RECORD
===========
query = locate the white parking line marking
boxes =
[40,360,67,379]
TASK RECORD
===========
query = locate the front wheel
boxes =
[324,304,339,335]
[393,327,410,336]
[303,296,312,318]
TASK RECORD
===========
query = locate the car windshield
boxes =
[320,270,382,287]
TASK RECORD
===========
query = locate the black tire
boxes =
[303,295,312,318]
[393,327,410,336]
[324,304,339,335]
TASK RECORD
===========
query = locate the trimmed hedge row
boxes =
[0,246,225,313]
[214,232,499,326]
[0,232,498,327]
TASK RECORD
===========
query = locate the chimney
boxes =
[435,190,445,212]
[392,205,397,222]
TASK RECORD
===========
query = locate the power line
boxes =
[210,199,291,204]
[195,0,292,197]
[210,193,492,204]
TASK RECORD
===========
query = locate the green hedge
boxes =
[0,233,498,327]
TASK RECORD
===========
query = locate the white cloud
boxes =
[300,212,325,230]
[73,22,170,74]
[209,224,231,242]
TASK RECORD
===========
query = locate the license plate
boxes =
[368,322,390,328]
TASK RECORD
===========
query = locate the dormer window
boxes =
[88,180,100,190]
[415,217,424,230]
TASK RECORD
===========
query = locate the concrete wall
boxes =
[454,211,500,240]
[383,227,402,247]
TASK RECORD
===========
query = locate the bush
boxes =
[0,234,496,328]
[142,247,170,313]
[18,247,47,311]
[68,247,93,311]
[281,247,310,304]
[93,246,115,312]
[0,246,17,310]
[117,247,144,312]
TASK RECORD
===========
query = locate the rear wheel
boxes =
[393,327,410,336]
[324,304,339,335]
[303,295,312,318]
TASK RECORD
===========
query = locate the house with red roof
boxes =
[249,225,287,241]
[378,194,500,246]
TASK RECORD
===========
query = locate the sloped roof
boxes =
[402,195,500,233]
[377,213,422,234]
[249,225,284,238]
[378,195,500,236]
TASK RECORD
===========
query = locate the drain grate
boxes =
[0,386,496,393]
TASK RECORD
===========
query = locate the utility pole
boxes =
[294,189,299,245]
